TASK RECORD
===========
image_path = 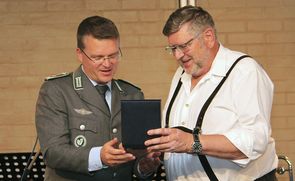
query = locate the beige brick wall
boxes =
[0,0,294,178]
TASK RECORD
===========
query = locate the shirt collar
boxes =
[81,65,112,90]
[209,43,228,78]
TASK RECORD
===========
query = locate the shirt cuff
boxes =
[88,147,108,172]
[223,131,253,167]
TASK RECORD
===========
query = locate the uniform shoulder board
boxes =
[117,79,141,90]
[45,72,70,81]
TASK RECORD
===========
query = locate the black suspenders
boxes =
[165,70,184,128]
[165,55,251,180]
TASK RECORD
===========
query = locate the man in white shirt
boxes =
[145,6,278,181]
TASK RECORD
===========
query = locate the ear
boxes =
[76,48,83,63]
[203,27,216,48]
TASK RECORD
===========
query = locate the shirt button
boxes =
[113,172,117,177]
[80,124,85,130]
[112,128,118,134]
[181,121,185,125]
[185,103,189,107]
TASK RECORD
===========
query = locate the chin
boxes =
[182,66,193,74]
[98,73,112,81]
[190,68,202,77]
[96,77,111,84]
[102,79,112,84]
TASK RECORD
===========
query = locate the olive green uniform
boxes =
[35,66,144,181]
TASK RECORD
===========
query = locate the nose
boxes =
[173,48,185,60]
[102,58,112,66]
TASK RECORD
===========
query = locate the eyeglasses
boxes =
[165,33,201,55]
[80,48,122,63]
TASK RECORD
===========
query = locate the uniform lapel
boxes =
[73,66,111,116]
[111,80,126,117]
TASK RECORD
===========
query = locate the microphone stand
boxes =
[20,137,40,181]
[21,148,41,181]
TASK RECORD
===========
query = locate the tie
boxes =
[95,85,110,112]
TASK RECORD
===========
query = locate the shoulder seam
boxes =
[45,72,70,81]
[117,79,141,90]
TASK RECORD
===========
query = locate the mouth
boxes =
[180,57,192,68]
[101,68,112,75]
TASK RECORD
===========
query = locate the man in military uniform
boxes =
[35,16,147,181]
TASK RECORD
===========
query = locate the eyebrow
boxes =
[89,50,120,58]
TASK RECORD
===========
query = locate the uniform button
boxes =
[113,172,117,177]
[112,128,118,134]
[80,124,85,130]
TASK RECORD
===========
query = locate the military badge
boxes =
[74,108,92,115]
[74,135,87,147]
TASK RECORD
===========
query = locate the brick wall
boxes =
[0,0,294,179]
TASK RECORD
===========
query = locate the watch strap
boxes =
[192,127,202,154]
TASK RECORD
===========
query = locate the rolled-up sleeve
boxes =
[224,63,273,167]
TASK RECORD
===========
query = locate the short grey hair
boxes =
[163,6,216,37]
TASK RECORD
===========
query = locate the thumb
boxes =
[107,137,120,148]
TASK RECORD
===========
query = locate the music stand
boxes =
[0,152,45,181]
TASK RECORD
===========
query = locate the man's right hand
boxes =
[101,138,135,167]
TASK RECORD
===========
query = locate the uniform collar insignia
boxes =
[73,71,83,90]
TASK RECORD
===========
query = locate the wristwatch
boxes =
[191,127,202,154]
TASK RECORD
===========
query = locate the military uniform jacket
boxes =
[35,66,144,181]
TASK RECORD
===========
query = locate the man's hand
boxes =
[145,128,248,160]
[101,138,135,167]
[144,128,193,153]
[137,151,162,175]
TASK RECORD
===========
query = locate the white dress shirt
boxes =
[88,80,111,171]
[162,44,278,181]
[81,66,112,171]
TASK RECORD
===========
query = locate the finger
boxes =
[147,128,170,136]
[103,149,135,166]
[113,153,135,161]
[118,142,124,150]
[146,151,161,159]
[147,141,176,152]
[145,133,171,147]
[105,139,128,155]
[152,151,162,158]
[107,138,120,148]
[108,153,136,166]
[108,147,128,155]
